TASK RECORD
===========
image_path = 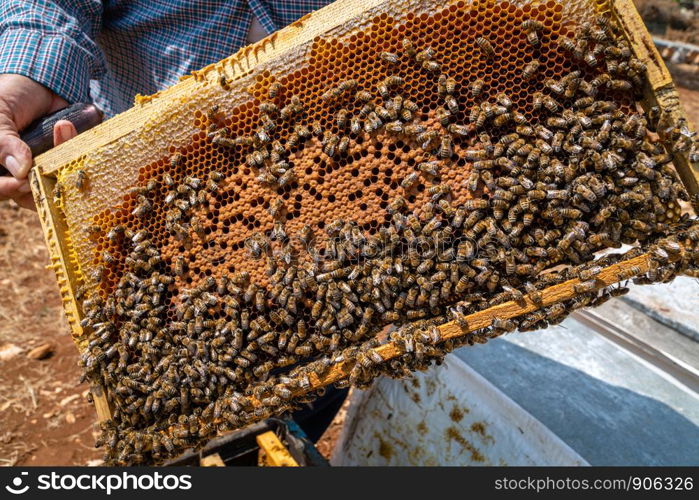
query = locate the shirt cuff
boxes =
[0,28,92,103]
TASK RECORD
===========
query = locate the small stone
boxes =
[27,342,55,360]
[65,412,76,424]
[0,343,22,361]
[59,394,80,407]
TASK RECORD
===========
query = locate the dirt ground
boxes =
[678,87,699,125]
[0,203,102,466]
[2,84,699,466]
[316,395,351,460]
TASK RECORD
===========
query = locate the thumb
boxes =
[0,106,32,179]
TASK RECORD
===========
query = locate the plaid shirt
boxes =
[0,1,332,117]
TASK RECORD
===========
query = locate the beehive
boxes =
[30,0,699,464]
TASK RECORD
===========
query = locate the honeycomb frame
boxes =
[29,0,699,429]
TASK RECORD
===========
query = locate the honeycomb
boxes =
[58,0,650,302]
[39,0,698,464]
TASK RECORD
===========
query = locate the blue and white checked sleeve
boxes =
[0,1,334,114]
[0,0,107,103]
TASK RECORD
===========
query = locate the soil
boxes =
[635,0,699,44]
[316,394,351,460]
[0,203,102,466]
[678,87,699,125]
[3,86,699,467]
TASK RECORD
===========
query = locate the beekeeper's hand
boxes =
[0,74,76,209]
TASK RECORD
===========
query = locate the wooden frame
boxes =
[27,0,698,427]
[256,431,300,467]
[610,0,699,203]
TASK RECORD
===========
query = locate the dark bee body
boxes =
[476,37,496,58]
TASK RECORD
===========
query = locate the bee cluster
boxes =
[64,3,699,465]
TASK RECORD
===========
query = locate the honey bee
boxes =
[493,113,512,127]
[617,265,642,281]
[492,317,516,332]
[573,39,587,60]
[339,79,358,93]
[402,38,417,57]
[380,51,399,64]
[338,136,350,155]
[422,60,440,72]
[206,105,220,124]
[170,153,183,169]
[401,172,420,190]
[363,113,381,133]
[323,134,339,157]
[608,79,632,91]
[336,109,349,128]
[388,195,407,214]
[521,281,542,306]
[467,107,483,129]
[608,284,630,297]
[418,161,440,176]
[578,266,602,281]
[573,184,597,202]
[584,51,599,67]
[521,19,543,32]
[415,46,435,63]
[531,91,545,111]
[447,123,469,136]
[476,37,495,59]
[385,120,404,134]
[430,184,452,200]
[558,37,576,53]
[470,78,485,97]
[596,15,612,33]
[606,57,619,74]
[350,116,362,135]
[456,239,476,262]
[417,130,438,150]
[629,57,646,74]
[545,78,565,96]
[444,76,457,95]
[542,96,560,113]
[438,134,452,159]
[379,75,404,98]
[436,107,451,126]
[526,30,539,47]
[89,265,104,284]
[463,199,489,210]
[445,95,459,114]
[355,90,372,103]
[132,199,152,218]
[522,60,540,80]
[72,169,88,190]
[259,101,279,116]
[267,198,284,218]
[269,81,282,98]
